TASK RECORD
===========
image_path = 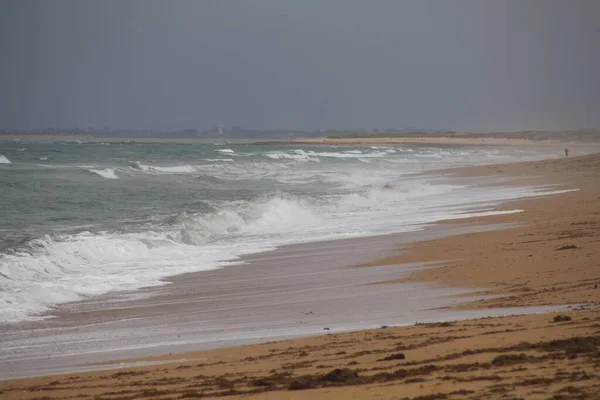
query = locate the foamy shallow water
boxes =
[0,226,584,379]
[0,141,582,323]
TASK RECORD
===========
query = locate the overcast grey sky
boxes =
[1,0,599,131]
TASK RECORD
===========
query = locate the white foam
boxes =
[263,148,397,162]
[154,165,196,173]
[0,144,582,323]
[87,168,119,179]
[324,168,395,189]
[264,150,320,162]
[129,161,196,174]
[334,181,461,211]
[0,231,262,323]
[240,196,321,235]
[0,181,575,323]
[175,195,322,244]
[0,155,11,164]
[216,148,235,154]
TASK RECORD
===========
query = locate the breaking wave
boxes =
[129,161,196,174]
[86,168,119,179]
[204,158,235,162]
[262,149,395,163]
[0,231,244,322]
[264,150,320,162]
[0,194,323,322]
[174,195,321,245]
[0,181,464,320]
[0,142,571,323]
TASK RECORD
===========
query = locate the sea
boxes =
[0,139,573,324]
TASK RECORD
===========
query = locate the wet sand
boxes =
[2,308,597,399]
[0,224,535,380]
[1,154,599,399]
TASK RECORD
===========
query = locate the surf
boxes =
[86,168,119,179]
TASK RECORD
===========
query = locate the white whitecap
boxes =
[306,150,387,159]
[87,168,119,179]
[129,161,195,174]
[0,231,244,322]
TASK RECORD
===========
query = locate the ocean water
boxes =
[0,140,568,323]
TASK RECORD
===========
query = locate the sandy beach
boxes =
[1,154,599,399]
[291,136,556,147]
[2,133,598,148]
[3,0,600,398]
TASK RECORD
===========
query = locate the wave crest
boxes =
[129,161,195,174]
[86,168,119,179]
[174,195,321,245]
[0,231,238,322]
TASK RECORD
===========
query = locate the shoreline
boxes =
[0,223,534,380]
[2,133,599,148]
[362,154,600,310]
[2,154,599,399]
[291,136,561,147]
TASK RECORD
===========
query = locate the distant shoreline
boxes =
[290,136,556,146]
[2,132,598,146]
[0,134,255,144]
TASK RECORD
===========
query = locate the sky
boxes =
[1,0,599,132]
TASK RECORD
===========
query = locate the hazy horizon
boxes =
[1,0,599,132]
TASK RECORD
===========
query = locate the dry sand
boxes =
[364,154,600,310]
[1,154,599,399]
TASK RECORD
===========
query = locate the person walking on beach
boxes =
[565,148,569,157]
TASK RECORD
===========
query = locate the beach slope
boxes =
[1,154,599,400]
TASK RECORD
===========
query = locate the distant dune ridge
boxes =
[323,129,600,142]
[1,129,600,143]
